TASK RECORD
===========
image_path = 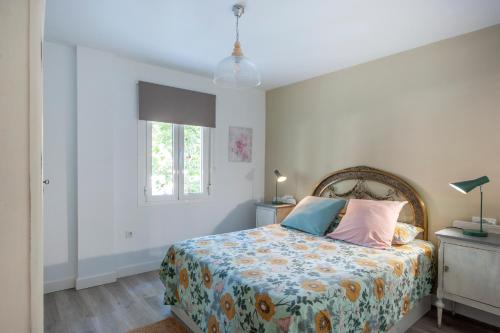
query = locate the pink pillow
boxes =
[326,199,407,249]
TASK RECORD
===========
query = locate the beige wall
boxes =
[266,24,500,244]
[0,0,31,331]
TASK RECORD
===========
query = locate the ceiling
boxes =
[45,0,500,90]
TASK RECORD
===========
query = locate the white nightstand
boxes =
[435,228,500,328]
[255,202,295,227]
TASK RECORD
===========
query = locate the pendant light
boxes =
[213,4,261,89]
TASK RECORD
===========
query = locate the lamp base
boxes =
[463,229,488,237]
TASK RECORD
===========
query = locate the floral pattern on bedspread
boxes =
[159,224,434,333]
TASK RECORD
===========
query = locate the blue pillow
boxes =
[282,196,346,236]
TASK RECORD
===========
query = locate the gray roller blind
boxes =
[138,81,216,128]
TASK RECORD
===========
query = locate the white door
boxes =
[42,44,77,290]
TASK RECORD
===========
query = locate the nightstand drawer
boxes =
[443,243,500,308]
[255,203,295,227]
[256,207,276,227]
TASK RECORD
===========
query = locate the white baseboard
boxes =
[116,259,161,278]
[46,261,161,292]
[44,245,169,292]
[44,276,75,294]
[75,271,117,290]
[432,295,500,328]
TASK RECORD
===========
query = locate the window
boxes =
[139,121,210,203]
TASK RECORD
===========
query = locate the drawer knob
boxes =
[444,265,449,272]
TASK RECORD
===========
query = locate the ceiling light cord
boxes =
[235,14,240,43]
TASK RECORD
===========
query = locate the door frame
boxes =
[29,0,45,331]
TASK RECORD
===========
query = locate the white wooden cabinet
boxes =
[436,228,500,328]
[255,203,294,227]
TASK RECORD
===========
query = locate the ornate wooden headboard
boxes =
[312,166,428,240]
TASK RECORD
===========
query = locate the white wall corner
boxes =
[44,277,76,294]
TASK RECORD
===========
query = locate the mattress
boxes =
[159,224,434,333]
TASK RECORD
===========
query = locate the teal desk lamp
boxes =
[272,169,287,204]
[449,176,490,237]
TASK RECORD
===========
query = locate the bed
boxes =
[160,166,435,333]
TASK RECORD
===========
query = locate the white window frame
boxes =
[138,120,211,206]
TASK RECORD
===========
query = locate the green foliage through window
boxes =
[151,122,174,195]
[183,125,203,194]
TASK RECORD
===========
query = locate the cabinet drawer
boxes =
[443,243,500,308]
[256,207,276,227]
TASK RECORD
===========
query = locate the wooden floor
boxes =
[44,271,170,333]
[45,271,499,333]
[407,309,499,333]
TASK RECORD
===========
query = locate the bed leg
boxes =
[436,298,444,328]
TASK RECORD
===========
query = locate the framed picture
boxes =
[228,126,252,162]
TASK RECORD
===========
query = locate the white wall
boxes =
[43,43,266,290]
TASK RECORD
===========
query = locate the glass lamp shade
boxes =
[213,55,261,89]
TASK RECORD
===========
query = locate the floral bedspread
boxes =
[159,224,434,333]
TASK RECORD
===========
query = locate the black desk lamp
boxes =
[449,176,490,237]
[272,169,287,204]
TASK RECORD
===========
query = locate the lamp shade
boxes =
[449,176,489,194]
[213,54,261,89]
[274,169,287,183]
[213,4,261,89]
